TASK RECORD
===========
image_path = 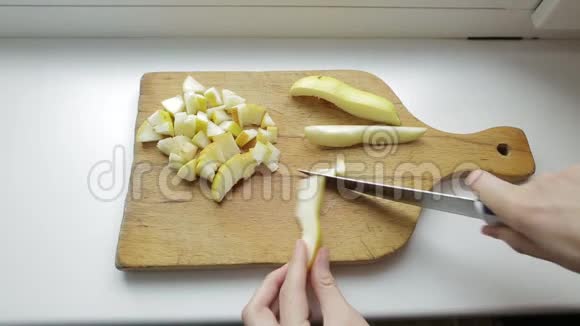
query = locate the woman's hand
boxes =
[242,240,368,326]
[467,165,580,273]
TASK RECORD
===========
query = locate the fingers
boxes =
[466,170,523,228]
[250,264,289,308]
[310,248,348,315]
[242,264,288,326]
[279,239,310,326]
[482,225,544,259]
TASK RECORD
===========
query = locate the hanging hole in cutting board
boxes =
[497,143,511,156]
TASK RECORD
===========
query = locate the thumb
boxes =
[310,248,350,315]
[466,170,522,227]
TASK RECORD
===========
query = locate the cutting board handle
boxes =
[426,126,535,183]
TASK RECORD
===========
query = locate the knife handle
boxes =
[474,200,502,225]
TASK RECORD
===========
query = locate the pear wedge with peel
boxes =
[257,127,278,144]
[161,95,185,115]
[147,109,172,128]
[192,130,210,149]
[231,103,266,127]
[195,111,209,133]
[219,121,242,137]
[183,76,205,94]
[185,92,207,114]
[304,125,426,147]
[136,120,162,142]
[177,158,198,181]
[296,174,325,268]
[222,89,246,108]
[260,112,276,128]
[211,109,232,125]
[206,121,226,138]
[153,121,174,137]
[290,75,401,125]
[174,112,197,138]
[211,152,258,202]
[235,129,258,147]
[204,87,223,107]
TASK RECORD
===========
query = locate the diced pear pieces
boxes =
[232,104,266,127]
[153,122,174,137]
[192,130,210,148]
[174,112,197,138]
[196,132,240,181]
[147,110,174,136]
[177,159,198,182]
[222,89,246,108]
[211,109,232,125]
[211,152,258,202]
[161,95,185,115]
[183,76,205,94]
[260,112,276,128]
[136,120,162,142]
[219,121,242,137]
[204,87,223,107]
[207,121,226,138]
[236,129,258,147]
[257,127,278,144]
[185,92,207,114]
[195,111,209,133]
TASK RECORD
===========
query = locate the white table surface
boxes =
[1,38,580,324]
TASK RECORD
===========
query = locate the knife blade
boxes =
[298,169,499,225]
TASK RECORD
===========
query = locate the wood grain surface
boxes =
[116,70,535,270]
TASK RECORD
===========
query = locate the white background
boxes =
[1,38,580,324]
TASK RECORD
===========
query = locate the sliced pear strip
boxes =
[304,125,426,147]
[211,152,258,202]
[235,129,258,147]
[260,112,276,128]
[335,155,346,177]
[136,120,162,142]
[147,109,172,127]
[153,121,174,137]
[296,174,324,267]
[206,121,225,138]
[161,95,185,115]
[182,76,206,94]
[211,109,232,125]
[222,89,246,108]
[192,130,210,148]
[184,92,207,114]
[219,121,242,137]
[290,76,401,125]
[232,103,266,127]
[177,158,198,182]
[204,87,223,107]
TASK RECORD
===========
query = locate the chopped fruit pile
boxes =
[136,76,280,202]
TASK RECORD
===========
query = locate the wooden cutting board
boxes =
[116,70,535,270]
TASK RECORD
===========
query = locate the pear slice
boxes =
[161,95,185,115]
[184,91,207,114]
[177,158,198,181]
[219,121,242,137]
[290,75,401,125]
[211,109,232,125]
[174,112,197,138]
[232,103,266,127]
[296,174,324,268]
[196,111,209,133]
[147,109,172,127]
[136,120,162,142]
[222,89,246,108]
[153,121,174,137]
[304,125,426,147]
[182,76,205,94]
[257,127,278,144]
[235,129,258,147]
[335,155,346,177]
[260,112,276,128]
[204,87,223,107]
[192,130,210,149]
[207,121,225,138]
[211,152,258,202]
